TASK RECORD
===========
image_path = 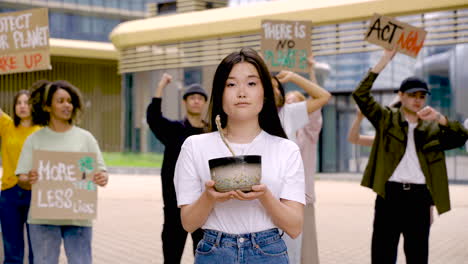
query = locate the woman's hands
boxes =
[205,181,268,202]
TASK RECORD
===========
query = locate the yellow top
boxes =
[0,113,41,190]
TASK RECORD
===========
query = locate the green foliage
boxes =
[102,152,163,168]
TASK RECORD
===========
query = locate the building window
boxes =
[158,2,176,15]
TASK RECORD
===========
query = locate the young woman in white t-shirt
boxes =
[16,80,109,264]
[174,48,305,263]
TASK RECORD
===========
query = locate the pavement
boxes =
[1,173,468,263]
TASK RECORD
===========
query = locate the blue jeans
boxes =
[0,184,34,264]
[195,228,289,264]
[29,224,92,264]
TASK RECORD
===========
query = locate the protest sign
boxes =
[365,13,427,58]
[0,8,51,75]
[30,150,98,220]
[261,20,312,72]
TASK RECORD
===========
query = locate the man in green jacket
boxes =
[352,49,468,264]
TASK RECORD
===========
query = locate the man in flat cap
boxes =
[147,73,208,263]
[352,49,468,264]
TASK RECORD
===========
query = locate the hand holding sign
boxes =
[93,171,109,187]
[371,48,398,73]
[31,150,99,220]
[365,14,427,58]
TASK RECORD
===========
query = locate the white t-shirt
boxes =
[464,118,468,152]
[278,101,309,142]
[389,122,425,184]
[174,130,305,234]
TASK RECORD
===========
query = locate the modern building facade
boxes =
[110,0,468,177]
[0,0,156,151]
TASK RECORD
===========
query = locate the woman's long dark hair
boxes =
[29,80,84,126]
[206,48,287,139]
[272,75,285,107]
[13,90,31,127]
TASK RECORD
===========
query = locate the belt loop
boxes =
[251,232,259,249]
[215,230,222,247]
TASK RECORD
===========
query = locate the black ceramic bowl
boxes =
[208,155,262,192]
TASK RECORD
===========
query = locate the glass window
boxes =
[92,0,105,7]
[120,0,130,11]
[77,0,91,6]
[158,2,176,15]
[132,0,144,11]
[105,0,119,9]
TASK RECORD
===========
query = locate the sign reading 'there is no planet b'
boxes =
[261,20,312,73]
[31,150,98,220]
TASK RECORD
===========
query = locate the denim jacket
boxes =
[352,71,468,214]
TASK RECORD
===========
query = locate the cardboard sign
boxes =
[261,20,312,73]
[31,150,98,220]
[364,13,427,58]
[0,8,51,75]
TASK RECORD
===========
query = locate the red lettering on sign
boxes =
[24,53,43,69]
[397,31,424,57]
[0,56,17,72]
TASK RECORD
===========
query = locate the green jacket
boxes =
[352,71,468,214]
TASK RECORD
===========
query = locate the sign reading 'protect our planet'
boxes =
[0,8,51,75]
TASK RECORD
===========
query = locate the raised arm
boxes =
[155,73,172,98]
[352,49,397,128]
[307,55,318,84]
[276,70,331,114]
[146,73,182,145]
[348,107,375,146]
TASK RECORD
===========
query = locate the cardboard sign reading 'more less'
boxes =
[365,14,427,58]
[31,150,98,220]
[0,8,51,75]
[261,20,312,73]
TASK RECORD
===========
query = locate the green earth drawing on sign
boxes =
[78,156,95,180]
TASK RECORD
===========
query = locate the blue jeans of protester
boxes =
[195,228,289,264]
[29,224,92,264]
[0,184,34,264]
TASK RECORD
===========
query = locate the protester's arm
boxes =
[155,73,172,98]
[276,71,331,114]
[146,73,181,145]
[352,49,397,128]
[421,110,468,150]
[16,136,34,190]
[307,55,318,85]
[87,133,109,187]
[348,108,375,146]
